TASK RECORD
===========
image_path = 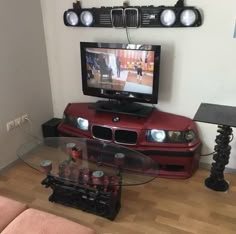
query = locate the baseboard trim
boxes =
[0,159,20,174]
[199,162,236,174]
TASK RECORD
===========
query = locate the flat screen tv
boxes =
[80,42,161,116]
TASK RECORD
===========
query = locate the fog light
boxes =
[160,9,176,26]
[80,10,93,26]
[180,9,197,26]
[66,11,79,26]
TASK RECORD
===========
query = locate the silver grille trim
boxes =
[91,125,138,145]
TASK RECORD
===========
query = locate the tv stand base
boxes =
[58,102,202,179]
[89,100,154,117]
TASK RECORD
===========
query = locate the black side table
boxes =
[193,103,236,192]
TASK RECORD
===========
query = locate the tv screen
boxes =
[80,42,161,105]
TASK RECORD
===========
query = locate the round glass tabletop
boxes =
[17,137,159,186]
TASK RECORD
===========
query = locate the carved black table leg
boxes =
[205,125,232,191]
[193,103,236,192]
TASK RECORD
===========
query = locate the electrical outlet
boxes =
[6,114,29,132]
[6,121,15,132]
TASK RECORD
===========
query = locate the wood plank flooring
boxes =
[1,163,236,234]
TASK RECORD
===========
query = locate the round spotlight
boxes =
[66,11,79,26]
[80,11,93,26]
[160,9,176,26]
[180,9,197,26]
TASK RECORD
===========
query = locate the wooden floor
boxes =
[1,163,236,234]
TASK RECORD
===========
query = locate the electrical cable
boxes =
[201,152,215,157]
[200,133,234,157]
[23,117,33,132]
[19,117,42,142]
[125,27,132,44]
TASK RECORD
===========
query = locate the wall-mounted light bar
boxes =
[63,0,202,28]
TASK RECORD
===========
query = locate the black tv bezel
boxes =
[80,42,161,104]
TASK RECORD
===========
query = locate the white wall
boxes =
[41,0,236,167]
[0,0,53,169]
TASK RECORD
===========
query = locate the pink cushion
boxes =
[2,208,95,234]
[0,195,27,232]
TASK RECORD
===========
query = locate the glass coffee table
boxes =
[17,137,159,220]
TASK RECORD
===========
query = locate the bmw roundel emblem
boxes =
[112,116,120,122]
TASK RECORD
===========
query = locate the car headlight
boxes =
[147,129,166,142]
[146,129,196,143]
[184,130,196,142]
[80,10,94,26]
[160,9,176,26]
[180,9,197,26]
[167,131,182,142]
[77,117,89,131]
[66,11,79,26]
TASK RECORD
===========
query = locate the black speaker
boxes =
[42,118,62,138]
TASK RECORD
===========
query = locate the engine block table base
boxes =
[42,175,121,220]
